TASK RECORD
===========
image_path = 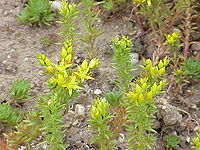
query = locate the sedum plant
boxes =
[111,36,135,91]
[37,39,99,149]
[125,57,169,150]
[37,39,99,97]
[37,91,67,150]
[79,0,104,59]
[18,0,55,26]
[181,57,200,80]
[165,134,180,150]
[0,103,23,130]
[9,79,31,103]
[103,0,126,12]
[4,111,42,149]
[89,98,114,150]
[58,1,79,42]
[58,0,103,59]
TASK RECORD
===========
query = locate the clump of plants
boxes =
[89,98,114,150]
[181,57,200,80]
[9,79,31,103]
[111,35,135,91]
[58,0,103,59]
[36,39,99,149]
[18,0,55,26]
[0,103,23,130]
[165,134,180,150]
[89,36,169,150]
[4,111,42,149]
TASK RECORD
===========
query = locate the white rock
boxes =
[94,89,102,95]
[186,136,191,143]
[130,53,139,64]
[75,104,85,116]
[50,1,62,12]
[102,97,106,102]
[118,133,125,142]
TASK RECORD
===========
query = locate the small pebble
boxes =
[75,104,85,116]
[130,53,139,64]
[118,133,125,142]
[50,1,62,12]
[94,89,102,95]
[191,43,200,51]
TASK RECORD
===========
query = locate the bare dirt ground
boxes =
[0,0,200,150]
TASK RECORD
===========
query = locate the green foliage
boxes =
[103,0,126,11]
[37,39,99,97]
[166,134,180,149]
[104,1,115,11]
[173,57,200,92]
[4,111,42,149]
[37,92,67,150]
[0,103,23,129]
[89,98,114,150]
[193,128,200,150]
[37,39,99,149]
[58,1,79,41]
[141,57,169,84]
[125,58,169,150]
[58,0,103,59]
[9,79,31,103]
[40,37,50,47]
[18,0,55,26]
[105,90,123,107]
[111,36,135,91]
[133,0,152,6]
[79,0,104,59]
[181,57,200,80]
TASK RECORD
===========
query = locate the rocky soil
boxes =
[0,0,200,150]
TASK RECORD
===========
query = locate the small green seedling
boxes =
[40,37,50,47]
[105,90,123,107]
[0,103,23,129]
[9,79,31,103]
[181,57,200,80]
[166,134,180,150]
[18,0,55,26]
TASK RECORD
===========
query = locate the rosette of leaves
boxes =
[104,0,126,12]
[0,103,23,129]
[4,111,42,149]
[166,134,180,149]
[181,57,200,80]
[9,79,31,103]
[18,0,55,26]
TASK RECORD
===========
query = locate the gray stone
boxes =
[191,43,200,51]
[94,89,102,95]
[157,103,182,126]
